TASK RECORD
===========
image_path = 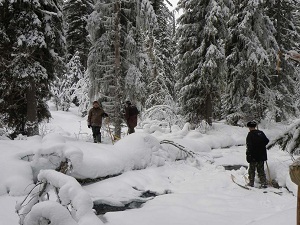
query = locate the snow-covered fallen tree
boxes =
[16,170,103,225]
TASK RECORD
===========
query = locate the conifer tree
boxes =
[63,0,93,68]
[265,0,300,122]
[223,0,278,124]
[0,0,65,136]
[51,52,84,111]
[176,0,229,126]
[87,0,157,137]
[145,0,176,109]
[66,51,85,105]
[72,70,90,117]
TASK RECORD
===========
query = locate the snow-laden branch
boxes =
[23,201,77,225]
[285,50,300,62]
[17,170,103,225]
[141,105,184,132]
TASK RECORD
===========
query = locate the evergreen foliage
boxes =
[145,0,176,109]
[72,70,90,117]
[0,0,65,137]
[268,120,300,155]
[63,0,93,68]
[1,0,300,135]
[264,0,300,122]
[176,0,229,126]
[223,0,278,125]
[51,51,86,112]
[87,0,157,136]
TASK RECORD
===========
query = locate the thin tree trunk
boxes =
[275,51,282,122]
[206,94,212,126]
[114,0,122,138]
[297,186,300,225]
[26,78,39,136]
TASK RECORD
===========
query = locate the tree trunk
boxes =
[26,78,39,136]
[275,51,282,122]
[114,0,122,138]
[206,94,212,126]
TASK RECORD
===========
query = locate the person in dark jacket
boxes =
[87,101,108,143]
[124,100,139,134]
[246,121,269,188]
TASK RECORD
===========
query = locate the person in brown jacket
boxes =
[87,101,108,143]
[124,100,139,134]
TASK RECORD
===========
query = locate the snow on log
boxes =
[36,170,103,225]
[24,201,78,225]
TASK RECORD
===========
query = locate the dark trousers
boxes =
[91,126,101,143]
[248,161,267,185]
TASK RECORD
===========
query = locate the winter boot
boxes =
[260,182,268,189]
[96,133,101,143]
[247,179,254,187]
[247,182,254,187]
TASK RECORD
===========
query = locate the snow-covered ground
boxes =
[0,103,297,225]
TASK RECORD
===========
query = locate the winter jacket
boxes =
[87,107,107,127]
[125,105,139,128]
[246,130,269,162]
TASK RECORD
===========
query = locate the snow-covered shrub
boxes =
[51,77,72,111]
[195,120,212,134]
[16,170,103,225]
[0,127,10,140]
[15,134,28,140]
[226,112,245,126]
[141,105,184,132]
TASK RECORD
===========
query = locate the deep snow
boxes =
[0,103,297,225]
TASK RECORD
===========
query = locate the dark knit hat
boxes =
[93,101,99,105]
[247,121,257,128]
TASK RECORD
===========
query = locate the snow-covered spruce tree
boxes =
[264,0,300,122]
[144,0,176,109]
[51,52,84,111]
[63,0,93,68]
[175,0,229,126]
[72,70,90,117]
[66,51,85,105]
[124,0,160,108]
[51,52,83,111]
[0,0,65,137]
[87,0,126,138]
[87,0,157,137]
[223,0,278,125]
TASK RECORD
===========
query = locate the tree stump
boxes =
[290,160,300,225]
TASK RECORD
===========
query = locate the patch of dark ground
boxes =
[223,165,248,170]
[93,189,172,215]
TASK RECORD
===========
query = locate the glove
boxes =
[103,113,108,118]
[88,125,91,128]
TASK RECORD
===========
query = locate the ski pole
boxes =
[266,161,272,186]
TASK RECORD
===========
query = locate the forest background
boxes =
[1,0,300,139]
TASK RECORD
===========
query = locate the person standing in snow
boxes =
[246,121,269,188]
[87,101,108,143]
[124,100,139,134]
